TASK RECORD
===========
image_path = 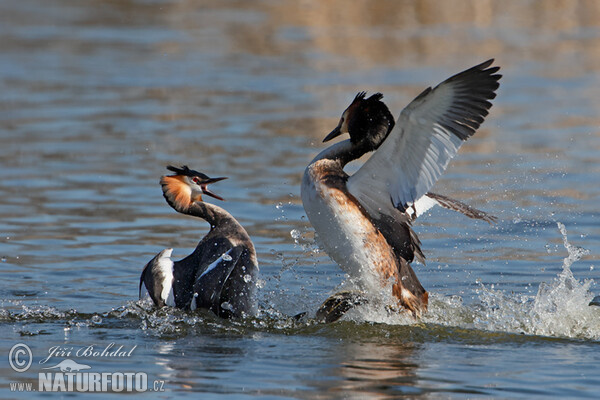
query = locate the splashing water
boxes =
[345,222,600,339]
[464,222,597,339]
[527,223,596,338]
[1,223,597,340]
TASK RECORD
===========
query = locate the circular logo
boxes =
[9,343,32,372]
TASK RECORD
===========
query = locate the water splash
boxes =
[345,222,599,340]
[1,224,597,341]
[463,222,597,339]
[527,223,595,338]
[289,227,321,256]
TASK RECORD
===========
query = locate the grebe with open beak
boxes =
[302,60,501,319]
[140,165,259,318]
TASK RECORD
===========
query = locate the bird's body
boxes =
[302,141,429,313]
[140,166,258,318]
[302,60,501,317]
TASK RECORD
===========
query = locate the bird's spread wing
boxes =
[191,247,243,313]
[347,60,501,220]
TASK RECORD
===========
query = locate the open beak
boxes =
[323,125,342,142]
[201,177,227,201]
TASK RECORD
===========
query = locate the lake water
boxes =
[2,0,600,398]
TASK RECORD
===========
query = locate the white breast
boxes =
[301,163,397,291]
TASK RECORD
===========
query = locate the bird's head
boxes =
[160,165,227,211]
[323,92,395,152]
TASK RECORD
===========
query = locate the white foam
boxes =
[341,222,600,340]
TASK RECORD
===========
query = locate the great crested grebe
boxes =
[302,60,501,318]
[140,165,259,318]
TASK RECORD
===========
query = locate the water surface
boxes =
[1,1,600,398]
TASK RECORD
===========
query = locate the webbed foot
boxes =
[315,290,368,323]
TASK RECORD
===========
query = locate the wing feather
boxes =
[139,248,175,307]
[191,247,242,313]
[347,59,500,219]
[422,192,497,224]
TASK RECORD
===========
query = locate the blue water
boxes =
[1,0,600,398]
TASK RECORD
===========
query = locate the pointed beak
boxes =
[201,177,227,201]
[323,125,342,142]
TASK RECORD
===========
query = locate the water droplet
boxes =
[256,279,266,289]
[1,257,6,263]
[221,302,233,311]
[290,229,301,240]
[243,274,252,283]
[222,253,232,261]
[91,315,102,324]
[275,202,283,210]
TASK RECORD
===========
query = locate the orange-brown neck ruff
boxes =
[161,175,200,212]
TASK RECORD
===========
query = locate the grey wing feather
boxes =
[426,192,497,224]
[347,60,501,221]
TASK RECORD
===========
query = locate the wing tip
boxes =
[455,58,502,85]
[478,58,495,69]
[476,58,500,74]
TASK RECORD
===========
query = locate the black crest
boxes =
[352,91,367,103]
[347,92,395,151]
[166,165,209,180]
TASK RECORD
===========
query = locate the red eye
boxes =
[192,177,200,184]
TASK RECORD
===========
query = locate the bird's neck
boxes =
[160,175,245,234]
[185,201,241,231]
[311,139,369,167]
